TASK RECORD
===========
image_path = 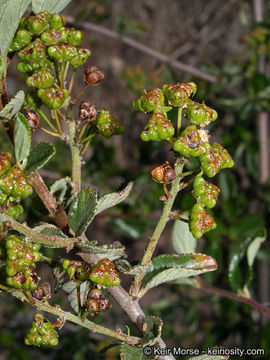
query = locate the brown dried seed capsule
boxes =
[23,110,40,131]
[84,66,105,86]
[32,282,51,301]
[164,168,176,183]
[79,101,99,122]
[151,161,176,184]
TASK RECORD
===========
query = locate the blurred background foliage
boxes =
[2,0,270,359]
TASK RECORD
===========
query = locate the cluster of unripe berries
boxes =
[0,152,33,219]
[9,11,91,110]
[0,235,40,290]
[63,258,120,315]
[135,82,234,239]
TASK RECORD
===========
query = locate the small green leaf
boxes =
[26,142,55,175]
[50,177,71,204]
[14,113,31,169]
[247,228,266,267]
[0,91,25,120]
[120,344,149,360]
[140,254,217,293]
[68,187,97,236]
[77,240,126,261]
[95,182,134,215]
[188,355,229,360]
[62,281,90,314]
[142,316,163,346]
[0,0,31,59]
[32,0,72,14]
[33,223,68,238]
[172,215,197,254]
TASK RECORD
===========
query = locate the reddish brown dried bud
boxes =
[84,66,104,86]
[23,109,40,131]
[79,101,99,122]
[151,161,176,184]
[32,282,51,301]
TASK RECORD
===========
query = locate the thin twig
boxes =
[64,15,217,83]
[196,276,270,318]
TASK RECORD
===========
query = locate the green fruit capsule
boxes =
[89,258,121,287]
[41,27,68,45]
[38,88,68,110]
[0,191,7,205]
[199,142,234,178]
[9,30,32,52]
[67,28,83,45]
[63,260,92,282]
[24,92,42,109]
[162,82,197,106]
[133,88,165,113]
[70,48,91,69]
[173,126,206,157]
[17,61,40,74]
[62,44,77,61]
[26,68,55,89]
[189,203,217,239]
[2,166,33,198]
[6,264,39,290]
[25,313,58,347]
[193,176,220,208]
[50,14,66,29]
[140,112,174,141]
[5,204,24,219]
[186,102,218,125]
[18,39,47,63]
[0,152,12,177]
[27,11,51,35]
[47,44,64,61]
[97,109,124,139]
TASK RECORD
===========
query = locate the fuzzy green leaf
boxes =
[68,187,97,236]
[120,344,149,360]
[62,281,90,314]
[172,215,197,254]
[32,0,72,14]
[26,142,55,175]
[0,0,31,58]
[0,91,25,120]
[140,254,217,292]
[14,113,31,169]
[141,316,163,346]
[50,177,71,204]
[247,228,266,267]
[95,182,134,215]
[76,240,126,261]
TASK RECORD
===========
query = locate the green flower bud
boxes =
[193,176,220,208]
[26,68,55,89]
[97,109,124,139]
[162,82,197,106]
[186,102,218,126]
[199,142,234,178]
[133,88,165,112]
[89,258,121,287]
[38,88,68,109]
[189,203,217,239]
[173,126,206,157]
[140,112,174,141]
